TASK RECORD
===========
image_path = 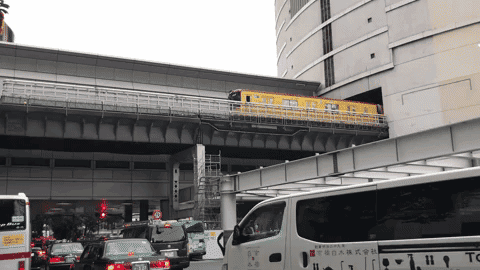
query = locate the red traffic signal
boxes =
[98,199,108,219]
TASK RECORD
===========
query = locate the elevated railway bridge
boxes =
[0,42,387,228]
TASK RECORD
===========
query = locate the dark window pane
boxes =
[11,157,50,166]
[96,161,130,169]
[179,163,193,171]
[134,162,166,170]
[55,159,91,168]
[0,157,6,165]
[0,199,26,231]
[375,176,480,241]
[296,190,376,242]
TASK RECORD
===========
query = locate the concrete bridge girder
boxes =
[0,108,375,152]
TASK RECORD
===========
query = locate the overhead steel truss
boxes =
[231,117,480,200]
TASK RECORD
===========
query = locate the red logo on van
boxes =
[310,250,315,257]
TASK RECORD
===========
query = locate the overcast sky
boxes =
[5,0,279,77]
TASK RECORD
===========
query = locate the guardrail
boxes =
[1,79,388,128]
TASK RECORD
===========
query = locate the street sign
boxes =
[152,210,162,220]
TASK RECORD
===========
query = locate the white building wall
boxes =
[275,0,480,137]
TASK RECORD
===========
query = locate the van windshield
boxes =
[153,226,185,242]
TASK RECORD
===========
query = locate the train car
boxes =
[227,89,384,126]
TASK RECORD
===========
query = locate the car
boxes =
[72,238,171,270]
[123,220,190,269]
[31,246,47,270]
[44,242,84,270]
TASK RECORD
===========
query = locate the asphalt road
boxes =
[188,259,223,270]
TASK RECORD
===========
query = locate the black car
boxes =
[31,246,47,270]
[45,242,84,270]
[123,221,190,270]
[73,238,171,270]
[151,224,189,269]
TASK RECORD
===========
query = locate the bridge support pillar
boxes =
[220,175,236,247]
[140,200,149,221]
[124,204,132,222]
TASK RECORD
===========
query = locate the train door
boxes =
[227,200,288,270]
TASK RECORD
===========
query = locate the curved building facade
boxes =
[275,0,480,137]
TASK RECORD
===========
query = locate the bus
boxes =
[0,193,31,270]
[221,166,480,270]
[176,218,206,260]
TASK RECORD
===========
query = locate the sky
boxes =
[5,0,279,77]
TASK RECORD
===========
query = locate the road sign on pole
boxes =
[152,210,162,220]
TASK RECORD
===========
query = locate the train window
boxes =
[291,100,298,107]
[364,107,368,114]
[282,100,290,106]
[246,96,251,102]
[254,95,259,98]
[262,98,267,103]
[306,101,310,108]
[325,104,331,110]
[269,98,273,104]
[352,107,356,112]
[332,104,339,114]
[312,102,317,108]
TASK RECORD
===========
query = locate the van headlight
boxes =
[222,264,228,270]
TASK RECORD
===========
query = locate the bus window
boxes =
[0,199,26,231]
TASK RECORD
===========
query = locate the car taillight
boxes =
[49,256,65,263]
[150,259,170,268]
[106,263,132,270]
[18,261,25,270]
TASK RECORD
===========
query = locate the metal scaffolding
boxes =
[193,152,222,230]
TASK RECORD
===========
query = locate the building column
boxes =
[124,204,132,223]
[160,200,170,220]
[140,200,149,221]
[220,175,236,247]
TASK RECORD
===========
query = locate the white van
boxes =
[221,166,480,270]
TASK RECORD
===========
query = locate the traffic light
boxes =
[98,199,108,219]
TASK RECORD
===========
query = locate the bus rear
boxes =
[0,193,31,270]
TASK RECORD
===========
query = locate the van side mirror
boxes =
[232,225,241,246]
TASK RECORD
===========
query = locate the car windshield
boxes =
[51,243,84,255]
[153,226,185,242]
[105,240,155,257]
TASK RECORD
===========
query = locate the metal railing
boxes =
[1,79,388,128]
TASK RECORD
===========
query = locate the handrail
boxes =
[1,79,388,128]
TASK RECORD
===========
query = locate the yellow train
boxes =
[227,89,385,127]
